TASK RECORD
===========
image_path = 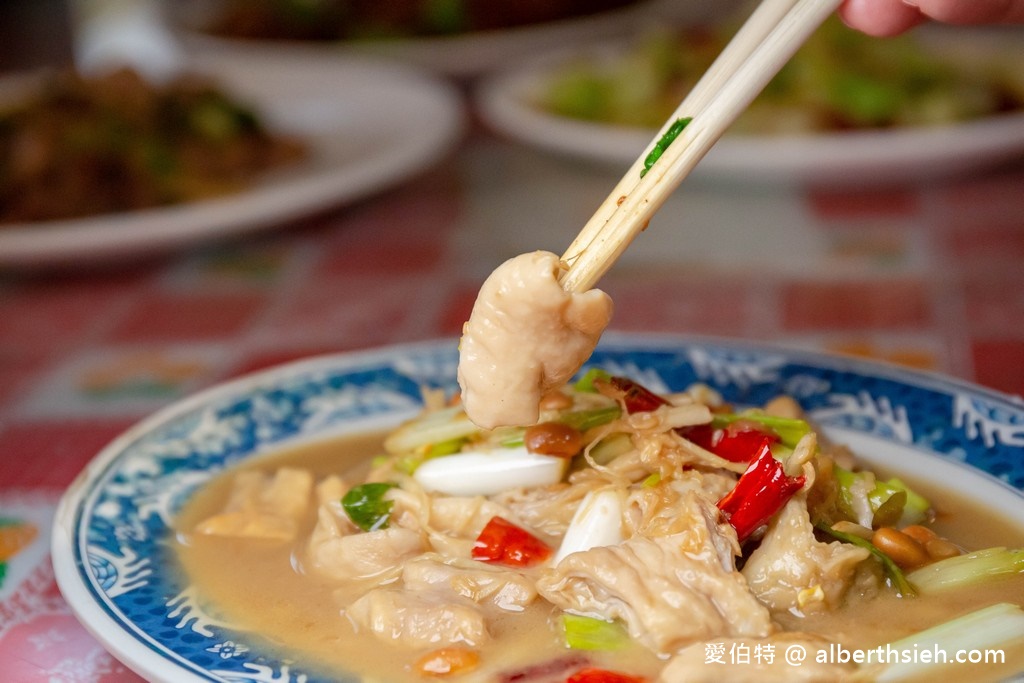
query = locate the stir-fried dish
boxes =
[194,0,641,41]
[540,17,1024,133]
[0,67,306,223]
[176,369,1024,682]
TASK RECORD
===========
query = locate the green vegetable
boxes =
[817,522,916,597]
[640,117,691,178]
[497,406,621,449]
[642,473,661,487]
[421,0,466,33]
[342,482,398,532]
[559,405,621,432]
[574,368,612,392]
[383,405,482,454]
[588,432,634,465]
[710,412,811,448]
[834,467,930,528]
[561,614,631,651]
[395,437,467,474]
[906,547,1024,594]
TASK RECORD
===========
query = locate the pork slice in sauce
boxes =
[193,467,312,541]
[401,555,538,612]
[306,476,424,581]
[741,494,873,614]
[346,587,490,648]
[458,251,613,429]
[536,492,774,655]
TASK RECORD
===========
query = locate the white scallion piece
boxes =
[554,489,624,564]
[875,602,1024,682]
[412,446,567,496]
[383,405,482,454]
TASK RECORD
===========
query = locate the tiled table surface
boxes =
[1,120,1023,680]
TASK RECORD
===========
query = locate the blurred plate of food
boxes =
[0,51,463,267]
[164,0,677,77]
[475,19,1024,186]
[51,334,1024,682]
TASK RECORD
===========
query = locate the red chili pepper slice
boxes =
[472,516,552,567]
[566,668,647,683]
[680,424,779,463]
[610,377,778,464]
[605,376,669,413]
[716,442,805,542]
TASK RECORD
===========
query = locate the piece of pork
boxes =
[741,494,872,615]
[387,485,533,557]
[536,492,773,655]
[306,476,424,581]
[346,587,489,649]
[659,633,856,682]
[457,250,613,429]
[193,467,312,541]
[401,554,538,612]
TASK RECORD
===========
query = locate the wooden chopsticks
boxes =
[559,0,844,293]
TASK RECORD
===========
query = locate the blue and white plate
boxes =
[52,334,1024,682]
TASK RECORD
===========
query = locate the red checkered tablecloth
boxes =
[1,130,1022,681]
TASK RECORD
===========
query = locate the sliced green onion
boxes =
[383,405,482,454]
[395,437,467,474]
[588,433,633,465]
[342,482,397,532]
[710,412,811,448]
[906,547,1024,593]
[574,368,611,392]
[555,489,624,564]
[885,477,930,526]
[640,117,691,178]
[834,467,931,529]
[561,614,630,651]
[816,522,916,597]
[559,405,621,432]
[412,447,568,496]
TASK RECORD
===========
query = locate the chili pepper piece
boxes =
[566,667,647,683]
[605,376,669,413]
[717,442,805,541]
[680,424,779,463]
[472,516,552,567]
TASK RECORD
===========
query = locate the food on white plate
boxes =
[176,369,1024,682]
[192,0,643,41]
[539,17,1024,134]
[0,67,306,223]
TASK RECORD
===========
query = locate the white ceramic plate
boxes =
[52,334,1024,682]
[167,0,675,78]
[475,35,1024,187]
[0,52,463,267]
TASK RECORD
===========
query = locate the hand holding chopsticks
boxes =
[558,0,844,293]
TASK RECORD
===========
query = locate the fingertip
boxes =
[838,0,925,36]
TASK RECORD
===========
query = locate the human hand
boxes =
[839,0,1024,36]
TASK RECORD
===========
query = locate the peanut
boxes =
[524,422,583,458]
[872,527,930,570]
[900,524,937,545]
[925,538,962,561]
[539,391,573,411]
